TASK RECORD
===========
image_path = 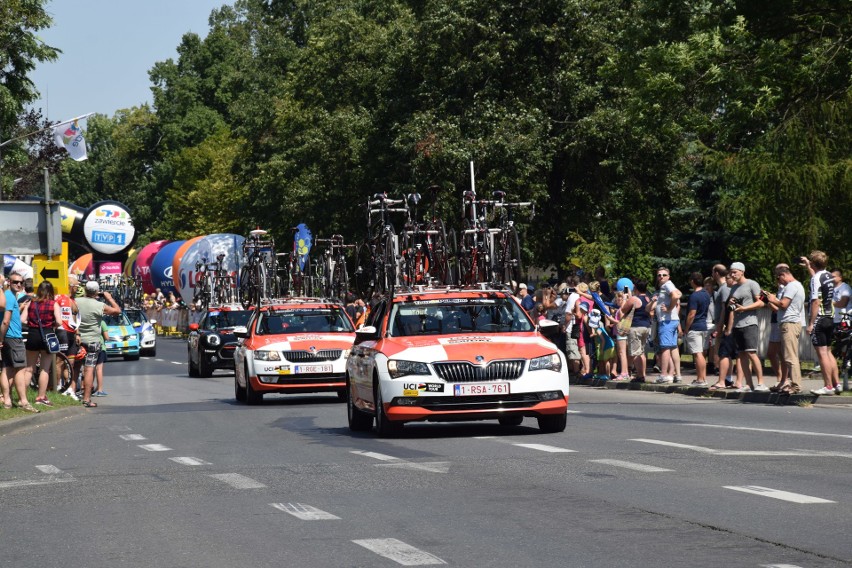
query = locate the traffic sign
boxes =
[33,259,68,295]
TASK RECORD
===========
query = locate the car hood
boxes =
[377,333,556,363]
[106,325,136,338]
[246,333,355,351]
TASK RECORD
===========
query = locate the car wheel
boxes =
[124,353,140,361]
[245,371,263,405]
[143,346,156,357]
[347,377,373,432]
[537,413,567,433]
[336,389,347,403]
[374,379,402,437]
[498,416,524,427]
[198,355,213,378]
[234,373,246,402]
[188,349,200,377]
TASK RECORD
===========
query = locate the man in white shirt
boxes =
[648,267,682,384]
[832,270,851,324]
[765,265,805,393]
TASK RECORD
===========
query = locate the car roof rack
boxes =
[388,281,515,297]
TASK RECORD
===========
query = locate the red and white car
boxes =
[233,299,356,404]
[346,288,569,435]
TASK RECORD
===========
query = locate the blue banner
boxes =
[294,223,312,271]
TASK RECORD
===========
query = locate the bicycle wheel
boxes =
[302,255,313,297]
[238,265,256,309]
[505,225,523,284]
[354,243,373,298]
[55,353,74,393]
[333,253,349,300]
[429,219,451,286]
[381,232,397,293]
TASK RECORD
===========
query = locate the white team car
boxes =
[233,300,356,404]
[346,288,569,436]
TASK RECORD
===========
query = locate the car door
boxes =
[349,300,386,404]
[188,313,206,366]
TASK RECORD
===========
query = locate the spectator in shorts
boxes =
[563,280,582,377]
[55,275,81,399]
[802,251,840,394]
[765,265,806,394]
[25,281,63,407]
[684,272,712,386]
[648,267,681,384]
[625,280,652,383]
[1,274,38,412]
[75,281,121,408]
[727,262,768,392]
[764,264,787,391]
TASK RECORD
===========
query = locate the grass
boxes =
[0,388,80,421]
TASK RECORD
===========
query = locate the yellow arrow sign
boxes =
[33,259,68,296]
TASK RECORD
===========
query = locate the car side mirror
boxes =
[354,325,378,344]
[537,319,560,342]
[188,323,199,332]
[233,326,248,339]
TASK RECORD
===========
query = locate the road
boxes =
[1,337,850,567]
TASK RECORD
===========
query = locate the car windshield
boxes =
[388,297,534,336]
[256,308,354,335]
[104,313,133,327]
[203,310,252,331]
[125,310,146,325]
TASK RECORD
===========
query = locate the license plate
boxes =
[453,382,510,396]
[294,364,333,374]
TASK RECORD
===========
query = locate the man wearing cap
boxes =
[76,281,121,407]
[727,262,768,392]
[1,273,37,411]
[518,283,535,312]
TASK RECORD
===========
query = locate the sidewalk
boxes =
[570,367,852,407]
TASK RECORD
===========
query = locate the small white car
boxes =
[346,287,569,436]
[233,300,356,404]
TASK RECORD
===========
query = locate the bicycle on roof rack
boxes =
[281,226,314,298]
[194,252,236,310]
[457,189,532,286]
[238,229,279,309]
[354,193,408,298]
[314,234,356,300]
[397,185,455,288]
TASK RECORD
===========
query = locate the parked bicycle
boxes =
[314,234,355,300]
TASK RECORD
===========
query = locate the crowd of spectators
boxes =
[513,250,850,396]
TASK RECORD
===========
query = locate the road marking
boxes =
[209,473,266,489]
[631,439,852,458]
[724,486,835,504]
[270,503,340,520]
[138,444,172,452]
[589,459,673,472]
[171,361,183,365]
[761,564,805,568]
[566,410,582,414]
[120,434,146,441]
[351,450,401,462]
[170,457,211,466]
[512,443,576,453]
[155,358,165,362]
[687,423,852,440]
[473,436,496,439]
[377,462,450,474]
[0,466,73,490]
[353,538,446,566]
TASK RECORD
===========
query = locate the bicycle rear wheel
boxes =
[55,353,75,393]
[429,219,451,286]
[332,254,349,300]
[354,243,373,299]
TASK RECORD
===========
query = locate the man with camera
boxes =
[764,264,806,394]
[727,262,769,392]
[76,281,121,408]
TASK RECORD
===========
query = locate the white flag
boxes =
[52,118,88,161]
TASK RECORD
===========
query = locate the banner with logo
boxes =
[82,201,137,256]
[294,223,312,271]
[52,118,88,161]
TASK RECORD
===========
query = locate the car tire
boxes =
[374,379,402,437]
[188,349,200,377]
[245,371,263,405]
[498,416,524,427]
[347,378,373,432]
[336,389,347,403]
[537,413,567,433]
[234,373,246,403]
[143,346,156,357]
[198,355,213,378]
[124,353,140,361]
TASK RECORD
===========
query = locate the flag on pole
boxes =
[52,118,88,161]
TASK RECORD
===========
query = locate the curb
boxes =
[570,377,852,406]
[0,405,86,437]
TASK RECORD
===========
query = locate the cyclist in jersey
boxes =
[55,275,81,398]
[802,251,840,394]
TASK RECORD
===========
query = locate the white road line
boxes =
[209,473,266,489]
[351,450,401,462]
[138,444,172,452]
[632,439,852,458]
[353,538,446,566]
[377,462,450,474]
[270,503,340,520]
[0,477,73,489]
[155,358,165,362]
[589,459,673,472]
[687,423,852,440]
[35,465,63,475]
[171,361,183,365]
[473,436,496,439]
[761,564,805,568]
[120,434,146,441]
[566,410,582,414]
[724,486,835,504]
[512,443,576,453]
[170,457,211,466]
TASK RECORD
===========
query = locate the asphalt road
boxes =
[1,337,850,567]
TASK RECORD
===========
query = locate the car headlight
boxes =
[529,353,562,373]
[206,334,221,346]
[387,359,430,379]
[143,328,156,337]
[254,350,281,361]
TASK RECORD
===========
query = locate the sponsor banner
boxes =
[134,240,169,294]
[82,201,136,255]
[149,240,186,296]
[98,261,122,275]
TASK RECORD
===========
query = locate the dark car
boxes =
[187,305,252,377]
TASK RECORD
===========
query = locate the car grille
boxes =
[432,360,525,382]
[282,350,342,363]
[413,393,543,411]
